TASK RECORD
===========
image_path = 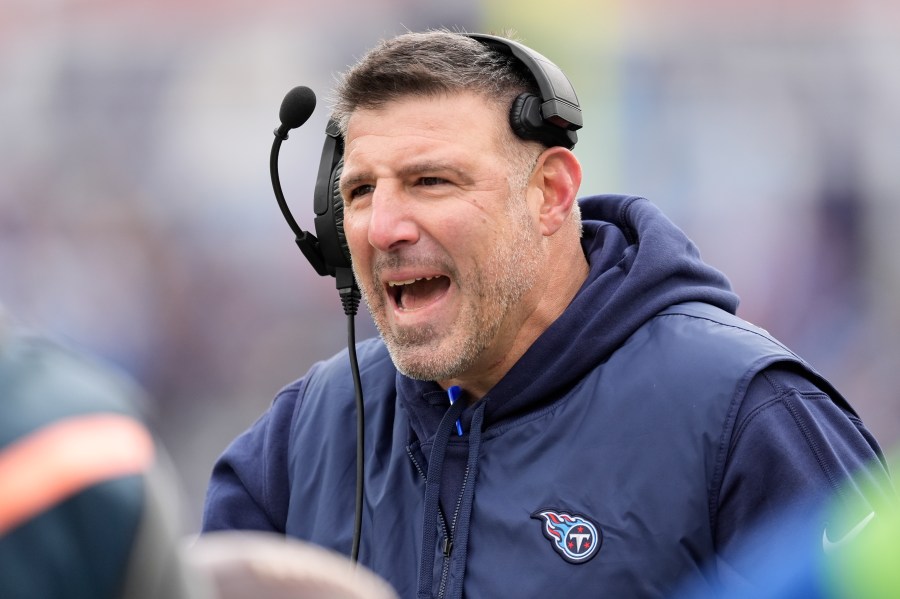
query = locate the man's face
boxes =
[340,92,545,384]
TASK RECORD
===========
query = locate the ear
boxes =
[530,147,583,237]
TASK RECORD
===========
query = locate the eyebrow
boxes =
[338,172,369,197]
[339,161,470,195]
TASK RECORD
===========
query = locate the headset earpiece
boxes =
[467,33,582,150]
[329,158,352,266]
[312,120,352,277]
[509,92,578,149]
[509,92,543,139]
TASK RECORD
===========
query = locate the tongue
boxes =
[400,277,450,311]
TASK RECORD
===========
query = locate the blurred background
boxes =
[2,0,898,531]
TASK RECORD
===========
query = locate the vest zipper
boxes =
[411,398,467,599]
[437,463,471,599]
[408,446,453,588]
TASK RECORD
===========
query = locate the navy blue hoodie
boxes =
[203,195,891,598]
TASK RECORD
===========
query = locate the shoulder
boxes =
[626,302,808,394]
[732,365,881,469]
[304,337,392,382]
[654,302,795,356]
[714,363,892,555]
[299,337,395,401]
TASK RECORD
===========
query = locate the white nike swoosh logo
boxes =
[822,511,875,553]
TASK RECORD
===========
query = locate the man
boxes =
[203,30,894,598]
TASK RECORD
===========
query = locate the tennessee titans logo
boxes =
[531,508,602,564]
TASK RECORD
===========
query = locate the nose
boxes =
[366,184,419,252]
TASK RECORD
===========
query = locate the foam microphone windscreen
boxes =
[279,86,317,130]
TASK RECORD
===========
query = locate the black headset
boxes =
[271,33,582,300]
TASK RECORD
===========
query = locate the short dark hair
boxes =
[330,29,537,135]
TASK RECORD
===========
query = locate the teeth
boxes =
[387,276,439,287]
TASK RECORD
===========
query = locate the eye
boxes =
[418,177,447,186]
[348,184,374,200]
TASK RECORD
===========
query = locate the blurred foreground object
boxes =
[0,306,198,599]
[186,530,399,599]
[0,304,396,599]
[824,455,900,599]
[672,452,899,599]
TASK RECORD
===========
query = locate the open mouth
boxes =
[387,275,451,311]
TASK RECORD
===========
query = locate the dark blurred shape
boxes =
[0,306,200,599]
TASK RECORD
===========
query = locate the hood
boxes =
[397,194,739,443]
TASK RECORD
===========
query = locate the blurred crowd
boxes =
[1,0,898,529]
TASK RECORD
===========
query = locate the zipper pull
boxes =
[447,386,463,437]
[442,536,453,557]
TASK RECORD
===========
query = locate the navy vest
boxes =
[285,302,829,598]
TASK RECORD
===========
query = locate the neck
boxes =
[440,237,589,401]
